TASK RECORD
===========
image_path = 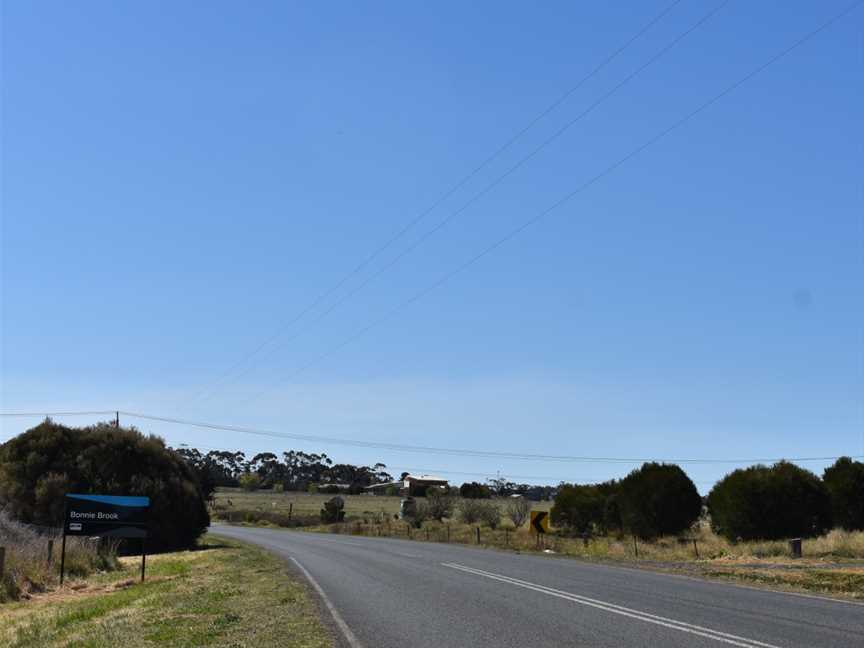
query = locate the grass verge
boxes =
[0,535,333,648]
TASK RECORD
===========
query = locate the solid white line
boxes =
[290,556,364,648]
[443,563,783,648]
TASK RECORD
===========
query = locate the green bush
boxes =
[320,496,345,523]
[459,482,491,499]
[0,419,209,551]
[238,472,262,491]
[707,461,832,541]
[618,463,701,539]
[823,457,864,531]
[551,485,605,533]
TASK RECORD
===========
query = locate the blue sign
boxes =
[65,493,150,539]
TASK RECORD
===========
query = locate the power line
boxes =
[119,410,862,465]
[179,0,686,407]
[244,0,862,406]
[215,0,728,401]
[0,410,116,418]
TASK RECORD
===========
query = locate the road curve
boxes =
[212,525,863,648]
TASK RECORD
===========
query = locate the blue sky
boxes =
[1,1,861,491]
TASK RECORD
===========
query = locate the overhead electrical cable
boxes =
[208,0,728,400]
[118,411,862,465]
[179,0,686,406]
[243,0,862,406]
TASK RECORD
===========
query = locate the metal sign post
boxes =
[60,494,150,584]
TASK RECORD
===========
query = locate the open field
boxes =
[0,536,332,648]
[213,487,552,519]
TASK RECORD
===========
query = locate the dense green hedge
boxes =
[707,462,831,541]
[0,419,210,551]
[823,457,864,531]
[552,464,700,539]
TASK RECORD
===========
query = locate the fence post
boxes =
[476,527,481,545]
[47,539,54,566]
[288,502,293,521]
[0,546,5,580]
[789,538,802,559]
[633,535,639,558]
[406,524,411,539]
[692,538,699,558]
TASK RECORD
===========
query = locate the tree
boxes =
[707,462,831,541]
[823,457,864,531]
[0,419,209,551]
[487,477,516,497]
[504,496,530,528]
[618,463,701,539]
[551,484,605,533]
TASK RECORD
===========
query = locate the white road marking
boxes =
[442,562,783,648]
[290,556,363,648]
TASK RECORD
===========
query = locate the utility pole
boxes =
[115,411,120,428]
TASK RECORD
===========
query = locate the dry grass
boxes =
[0,536,332,647]
[0,511,118,602]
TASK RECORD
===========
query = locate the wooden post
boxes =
[693,538,699,558]
[59,533,67,585]
[476,527,480,545]
[47,539,54,566]
[288,502,293,520]
[789,538,802,559]
[406,524,411,539]
[633,535,639,558]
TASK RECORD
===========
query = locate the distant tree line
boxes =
[551,458,864,540]
[174,447,394,495]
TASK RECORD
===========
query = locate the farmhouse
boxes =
[364,473,449,496]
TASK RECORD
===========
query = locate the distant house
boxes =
[401,474,449,496]
[364,473,449,497]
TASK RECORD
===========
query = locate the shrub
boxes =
[551,485,605,533]
[823,457,864,531]
[238,472,262,492]
[272,482,284,493]
[320,496,346,523]
[707,461,832,541]
[459,482,491,499]
[459,499,499,527]
[423,490,455,521]
[0,419,209,551]
[504,496,530,528]
[384,484,399,496]
[618,463,701,539]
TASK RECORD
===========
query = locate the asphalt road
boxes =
[212,525,863,648]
